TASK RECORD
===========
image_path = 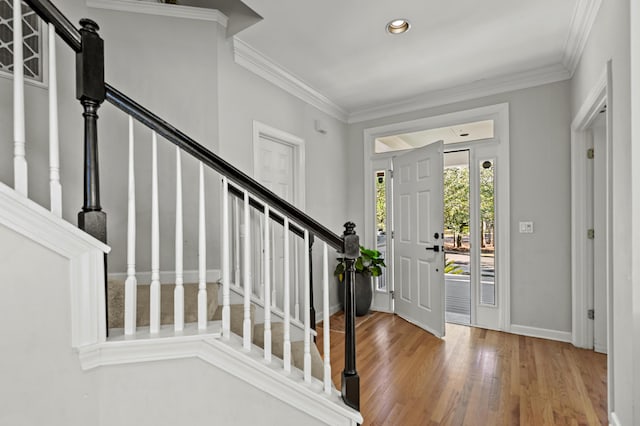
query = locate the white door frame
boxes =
[570,63,613,417]
[570,65,612,347]
[363,103,511,331]
[253,121,306,208]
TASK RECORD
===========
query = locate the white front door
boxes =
[392,141,445,338]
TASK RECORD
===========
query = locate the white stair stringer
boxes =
[77,331,362,426]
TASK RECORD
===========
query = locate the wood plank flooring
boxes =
[317,312,607,425]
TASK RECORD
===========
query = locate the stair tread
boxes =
[107,280,219,329]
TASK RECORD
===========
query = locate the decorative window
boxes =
[0,0,44,82]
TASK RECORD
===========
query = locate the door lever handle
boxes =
[425,245,440,252]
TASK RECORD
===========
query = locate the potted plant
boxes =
[335,246,386,316]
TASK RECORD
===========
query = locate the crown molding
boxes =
[87,0,228,25]
[233,37,349,122]
[562,0,603,76]
[348,63,571,124]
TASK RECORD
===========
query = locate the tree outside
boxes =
[444,167,470,251]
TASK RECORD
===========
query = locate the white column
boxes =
[124,116,137,336]
[303,230,311,383]
[150,132,161,334]
[263,205,272,362]
[322,242,332,394]
[221,178,230,340]
[13,0,27,196]
[283,218,291,373]
[48,24,61,216]
[198,162,207,330]
[243,191,252,350]
[174,147,184,332]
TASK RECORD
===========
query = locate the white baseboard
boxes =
[509,324,572,343]
[108,269,221,285]
[594,343,607,354]
[316,304,342,324]
[610,412,621,426]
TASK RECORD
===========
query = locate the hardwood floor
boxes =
[317,312,607,425]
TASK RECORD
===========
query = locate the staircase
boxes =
[1,0,363,424]
[107,279,325,380]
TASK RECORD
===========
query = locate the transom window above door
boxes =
[375,119,494,153]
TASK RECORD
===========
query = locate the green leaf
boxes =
[355,257,364,271]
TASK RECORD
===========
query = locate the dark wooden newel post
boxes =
[308,233,316,335]
[76,18,107,332]
[342,222,360,411]
[76,18,106,242]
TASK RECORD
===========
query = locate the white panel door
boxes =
[393,141,445,337]
[254,135,296,309]
[255,136,295,201]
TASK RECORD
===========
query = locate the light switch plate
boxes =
[519,221,534,233]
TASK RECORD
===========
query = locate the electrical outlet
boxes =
[519,221,534,233]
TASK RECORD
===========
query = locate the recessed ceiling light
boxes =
[386,19,411,34]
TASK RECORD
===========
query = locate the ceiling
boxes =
[375,120,494,153]
[234,0,587,119]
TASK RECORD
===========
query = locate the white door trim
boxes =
[570,62,614,421]
[363,103,510,331]
[252,121,306,209]
[570,66,611,348]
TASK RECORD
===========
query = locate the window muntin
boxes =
[0,0,44,82]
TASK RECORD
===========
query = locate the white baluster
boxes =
[259,214,265,300]
[150,132,161,334]
[322,242,332,394]
[243,191,252,350]
[48,24,61,216]
[198,162,207,330]
[283,218,291,373]
[124,116,137,336]
[13,0,27,196]
[303,230,311,383]
[174,147,184,332]
[271,225,276,309]
[294,239,300,320]
[221,178,230,340]
[233,197,240,286]
[263,205,271,362]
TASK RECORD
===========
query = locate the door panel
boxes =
[393,142,445,338]
[254,137,295,309]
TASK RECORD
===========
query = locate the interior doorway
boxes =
[570,64,612,417]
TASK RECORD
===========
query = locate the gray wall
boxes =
[217,31,350,312]
[570,0,633,423]
[93,7,222,275]
[0,0,224,276]
[347,80,572,333]
[0,222,99,426]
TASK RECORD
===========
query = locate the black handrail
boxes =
[27,0,81,51]
[105,83,343,250]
